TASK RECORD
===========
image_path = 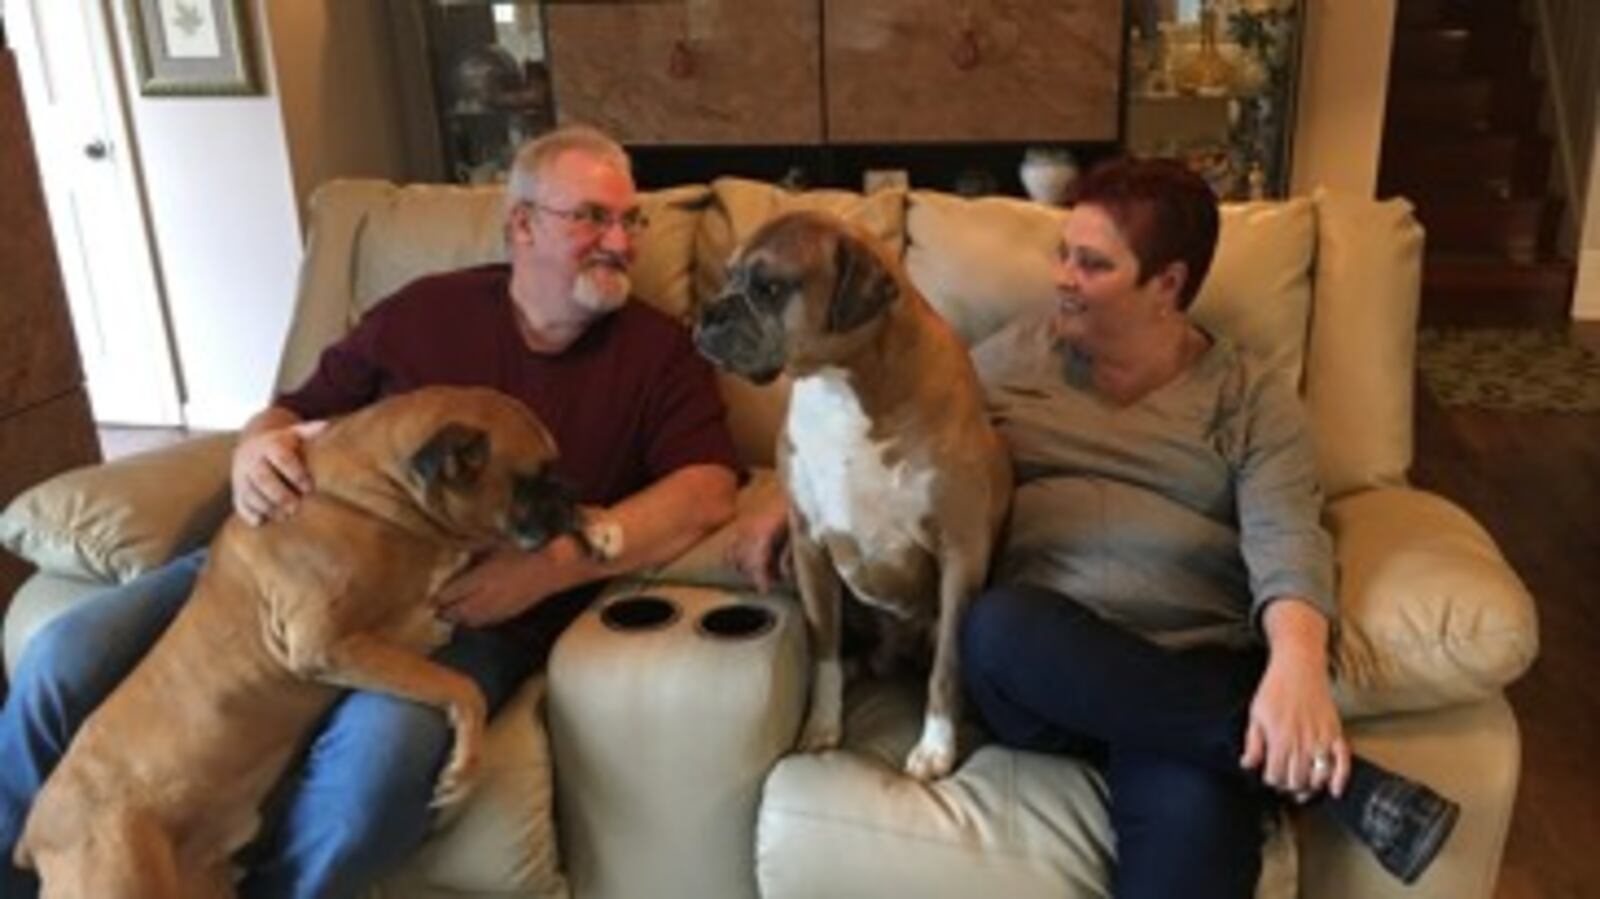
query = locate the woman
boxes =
[730,157,1459,897]
[958,157,1457,896]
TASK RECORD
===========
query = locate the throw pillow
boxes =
[0,433,235,583]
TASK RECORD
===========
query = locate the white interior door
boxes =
[7,0,183,426]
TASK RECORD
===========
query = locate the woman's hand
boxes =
[1240,598,1350,800]
[726,494,791,594]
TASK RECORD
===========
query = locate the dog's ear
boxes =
[411,423,490,488]
[827,233,897,334]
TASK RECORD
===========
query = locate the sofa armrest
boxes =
[0,433,235,585]
[1327,487,1538,718]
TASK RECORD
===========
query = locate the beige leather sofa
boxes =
[1,177,1538,899]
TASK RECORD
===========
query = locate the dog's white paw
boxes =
[903,715,956,780]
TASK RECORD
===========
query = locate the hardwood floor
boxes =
[1411,324,1600,899]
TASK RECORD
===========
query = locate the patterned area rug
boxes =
[1417,328,1600,412]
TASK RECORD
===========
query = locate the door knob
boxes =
[84,140,109,160]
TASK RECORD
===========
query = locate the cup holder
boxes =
[600,595,680,632]
[696,603,777,640]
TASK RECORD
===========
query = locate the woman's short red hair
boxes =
[1074,157,1220,310]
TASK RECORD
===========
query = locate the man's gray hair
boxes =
[504,125,632,215]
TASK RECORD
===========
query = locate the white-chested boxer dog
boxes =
[694,211,1011,779]
[17,386,612,898]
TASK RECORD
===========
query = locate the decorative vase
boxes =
[1019,148,1079,206]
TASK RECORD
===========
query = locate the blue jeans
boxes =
[961,583,1271,899]
[0,549,583,899]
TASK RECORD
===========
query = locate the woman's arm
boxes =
[1242,597,1350,799]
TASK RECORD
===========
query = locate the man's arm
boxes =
[434,462,738,627]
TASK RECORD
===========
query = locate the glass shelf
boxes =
[418,0,554,184]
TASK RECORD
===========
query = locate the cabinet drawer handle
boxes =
[669,40,696,79]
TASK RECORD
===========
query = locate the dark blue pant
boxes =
[961,583,1271,899]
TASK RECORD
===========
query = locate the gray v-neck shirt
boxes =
[973,312,1335,650]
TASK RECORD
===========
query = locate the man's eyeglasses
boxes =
[525,201,649,237]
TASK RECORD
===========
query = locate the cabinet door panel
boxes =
[0,55,83,419]
[825,0,1121,143]
[546,0,821,145]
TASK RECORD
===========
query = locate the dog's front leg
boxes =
[309,633,487,809]
[792,519,845,753]
[905,550,986,780]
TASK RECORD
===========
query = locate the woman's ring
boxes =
[1310,752,1332,777]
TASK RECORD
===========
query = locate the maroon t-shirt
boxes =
[278,264,740,508]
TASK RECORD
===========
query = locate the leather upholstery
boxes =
[1,178,1536,899]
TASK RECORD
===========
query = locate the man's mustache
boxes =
[583,252,629,271]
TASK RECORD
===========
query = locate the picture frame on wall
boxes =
[126,0,259,96]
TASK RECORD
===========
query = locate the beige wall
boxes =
[263,1,417,227]
[1290,0,1397,198]
[1573,111,1600,319]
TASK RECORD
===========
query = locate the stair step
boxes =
[1392,28,1472,77]
[1397,0,1450,27]
[1421,255,1575,327]
[1414,198,1554,261]
[1386,76,1541,132]
[1381,133,1551,199]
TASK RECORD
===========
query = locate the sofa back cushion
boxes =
[903,194,1316,385]
[903,191,1065,347]
[1304,192,1421,497]
[1190,199,1316,386]
[277,179,712,393]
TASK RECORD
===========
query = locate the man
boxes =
[0,125,739,898]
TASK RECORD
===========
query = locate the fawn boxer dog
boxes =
[694,211,1011,779]
[16,386,608,898]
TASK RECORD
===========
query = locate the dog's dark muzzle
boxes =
[693,292,786,384]
[509,473,584,551]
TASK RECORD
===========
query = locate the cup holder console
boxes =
[696,604,777,640]
[600,595,680,632]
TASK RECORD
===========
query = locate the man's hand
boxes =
[231,419,327,526]
[434,546,565,628]
[726,495,791,594]
[1240,598,1350,800]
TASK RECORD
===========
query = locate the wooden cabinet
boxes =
[0,49,101,607]
[546,0,823,145]
[824,0,1121,143]
[543,0,1119,146]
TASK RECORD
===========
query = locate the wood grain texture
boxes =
[0,388,100,506]
[546,0,822,145]
[0,54,84,419]
[824,0,1121,143]
[1411,323,1600,899]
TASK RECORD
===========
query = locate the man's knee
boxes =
[318,693,454,801]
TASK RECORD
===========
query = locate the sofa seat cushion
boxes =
[404,674,568,898]
[756,679,1298,899]
[1327,488,1538,717]
[0,434,234,584]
